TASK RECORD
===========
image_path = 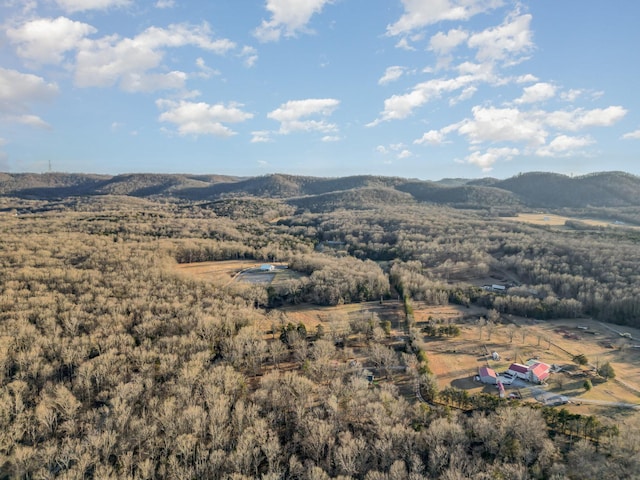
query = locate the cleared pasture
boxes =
[505,213,639,229]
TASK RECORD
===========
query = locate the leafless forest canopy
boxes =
[1,172,640,479]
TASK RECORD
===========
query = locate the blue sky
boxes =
[1,0,639,180]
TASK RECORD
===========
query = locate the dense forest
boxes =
[1,172,640,479]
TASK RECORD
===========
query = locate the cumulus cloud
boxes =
[74,23,235,92]
[429,28,468,55]
[514,82,556,104]
[397,149,412,159]
[254,0,333,42]
[157,99,253,137]
[267,98,339,134]
[378,66,405,85]
[55,0,131,13]
[368,74,480,125]
[466,147,519,171]
[7,17,96,66]
[536,135,594,157]
[414,129,447,145]
[622,129,640,140]
[387,0,503,36]
[0,68,58,128]
[545,106,627,131]
[459,106,547,145]
[467,13,533,65]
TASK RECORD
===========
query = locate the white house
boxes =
[260,264,275,272]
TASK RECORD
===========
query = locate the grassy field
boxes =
[175,260,294,285]
[504,213,639,229]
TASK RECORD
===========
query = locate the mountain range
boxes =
[1,171,639,211]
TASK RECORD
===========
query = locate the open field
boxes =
[173,261,640,415]
[175,260,293,285]
[504,212,639,229]
[410,303,640,415]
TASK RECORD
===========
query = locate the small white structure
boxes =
[478,366,498,385]
[492,351,500,361]
[491,284,506,291]
[260,264,275,272]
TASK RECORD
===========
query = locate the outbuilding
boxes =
[260,264,275,271]
[507,363,530,380]
[528,362,551,384]
[478,366,498,384]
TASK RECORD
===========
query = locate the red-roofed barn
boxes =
[478,366,498,384]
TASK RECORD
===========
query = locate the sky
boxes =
[1,0,639,180]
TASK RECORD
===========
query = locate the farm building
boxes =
[260,264,275,271]
[528,362,551,384]
[478,366,498,384]
[507,363,530,380]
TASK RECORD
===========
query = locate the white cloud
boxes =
[376,145,388,154]
[157,99,253,137]
[466,147,518,171]
[560,88,584,103]
[368,74,480,125]
[387,0,503,36]
[155,0,175,8]
[536,135,594,157]
[267,98,339,134]
[195,58,220,79]
[414,129,447,145]
[74,23,235,92]
[515,73,538,84]
[55,0,131,13]
[545,106,627,131]
[397,149,412,159]
[251,131,272,143]
[458,106,547,145]
[378,66,405,85]
[0,68,58,128]
[254,0,333,42]
[322,135,341,142]
[240,46,258,68]
[622,129,640,140]
[429,28,468,55]
[468,13,533,65]
[514,82,556,104]
[7,17,96,66]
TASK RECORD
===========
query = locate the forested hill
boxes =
[1,171,639,209]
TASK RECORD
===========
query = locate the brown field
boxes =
[411,303,640,416]
[504,213,639,230]
[175,260,292,285]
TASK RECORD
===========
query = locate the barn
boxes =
[529,362,551,384]
[507,363,530,380]
[478,366,498,384]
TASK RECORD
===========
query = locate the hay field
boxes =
[504,213,639,229]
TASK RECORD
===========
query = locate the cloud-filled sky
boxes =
[1,0,639,179]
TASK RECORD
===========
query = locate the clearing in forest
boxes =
[504,213,639,229]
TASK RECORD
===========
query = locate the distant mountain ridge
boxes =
[1,171,639,209]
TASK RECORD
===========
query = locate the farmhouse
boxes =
[507,363,530,380]
[478,366,498,384]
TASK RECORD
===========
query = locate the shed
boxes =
[260,264,275,271]
[478,366,498,384]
